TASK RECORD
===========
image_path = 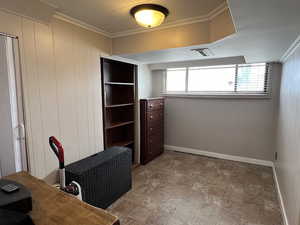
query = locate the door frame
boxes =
[0,33,28,176]
[12,37,29,172]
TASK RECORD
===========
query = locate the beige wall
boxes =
[137,64,153,99]
[112,9,235,55]
[209,9,235,42]
[0,0,55,22]
[152,63,282,161]
[275,44,300,225]
[135,64,153,163]
[112,22,209,55]
[0,10,112,181]
[149,56,246,70]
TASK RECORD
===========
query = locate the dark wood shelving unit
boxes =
[101,58,137,163]
[107,140,134,148]
[106,121,134,129]
[105,103,134,108]
[105,82,134,86]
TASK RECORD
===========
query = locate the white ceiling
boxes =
[41,0,224,34]
[120,0,300,64]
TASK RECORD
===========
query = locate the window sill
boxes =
[161,93,272,99]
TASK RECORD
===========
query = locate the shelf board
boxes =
[106,121,134,129]
[105,82,134,86]
[105,103,134,108]
[108,140,134,148]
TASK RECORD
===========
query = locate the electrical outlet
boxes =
[275,152,278,161]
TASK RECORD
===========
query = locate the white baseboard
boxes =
[164,145,274,167]
[164,144,288,225]
[273,166,289,225]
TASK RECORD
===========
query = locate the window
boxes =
[236,64,267,92]
[188,65,236,92]
[166,68,186,92]
[165,63,269,97]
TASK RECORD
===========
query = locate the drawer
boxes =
[148,133,163,146]
[148,123,163,136]
[147,99,164,111]
[148,140,164,156]
[147,110,163,125]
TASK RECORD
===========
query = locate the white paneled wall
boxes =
[0,10,111,180]
[275,42,300,225]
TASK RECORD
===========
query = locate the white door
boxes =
[0,35,27,177]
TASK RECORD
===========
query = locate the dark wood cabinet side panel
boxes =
[140,101,147,164]
[140,98,164,165]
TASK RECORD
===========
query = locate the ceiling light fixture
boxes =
[130,4,169,28]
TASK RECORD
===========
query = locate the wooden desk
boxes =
[5,172,120,225]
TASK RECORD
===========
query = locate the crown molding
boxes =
[111,2,228,38]
[0,8,50,25]
[207,2,228,19]
[51,2,228,39]
[110,15,208,38]
[2,0,229,39]
[225,0,238,33]
[280,34,300,62]
[39,0,59,9]
[53,12,112,37]
[0,0,230,41]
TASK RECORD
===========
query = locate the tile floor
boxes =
[107,151,283,225]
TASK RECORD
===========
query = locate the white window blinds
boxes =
[236,63,269,93]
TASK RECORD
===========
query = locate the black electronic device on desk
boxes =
[0,179,34,225]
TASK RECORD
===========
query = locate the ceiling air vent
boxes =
[191,48,213,57]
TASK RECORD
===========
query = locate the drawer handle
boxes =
[160,103,163,105]
[150,104,153,108]
[150,116,153,119]
[150,127,153,131]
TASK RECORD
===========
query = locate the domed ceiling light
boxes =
[130,4,169,28]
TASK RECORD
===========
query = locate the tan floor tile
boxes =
[109,151,283,225]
